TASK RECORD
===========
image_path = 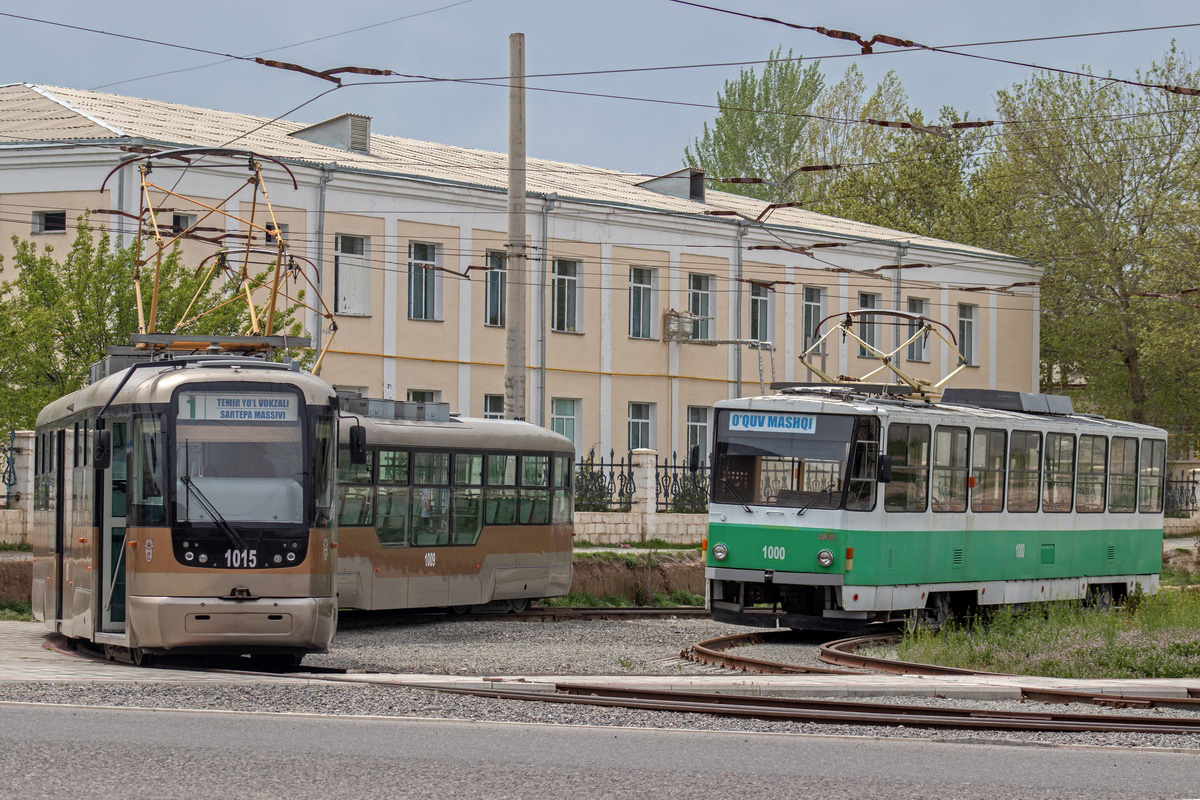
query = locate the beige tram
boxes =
[334,398,574,613]
[32,346,341,664]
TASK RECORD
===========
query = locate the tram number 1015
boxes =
[224,548,259,568]
[762,546,786,561]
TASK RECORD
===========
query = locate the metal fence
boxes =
[1165,470,1199,517]
[0,432,16,511]
[655,451,710,514]
[574,449,635,512]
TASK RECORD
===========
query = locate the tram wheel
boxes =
[1087,584,1115,611]
[450,605,471,615]
[130,648,154,667]
[507,598,530,614]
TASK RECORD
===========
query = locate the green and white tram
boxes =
[705,387,1167,630]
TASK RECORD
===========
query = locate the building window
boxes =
[629,267,655,339]
[264,221,288,245]
[484,250,506,327]
[408,241,441,321]
[858,292,880,357]
[334,234,370,316]
[906,297,929,362]
[483,394,504,419]
[628,402,654,451]
[957,303,977,366]
[552,259,581,333]
[408,389,441,403]
[749,284,772,344]
[803,287,825,353]
[172,213,197,235]
[688,274,713,340]
[686,406,709,463]
[32,210,66,234]
[551,398,581,452]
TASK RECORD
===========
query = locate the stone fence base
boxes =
[0,511,26,546]
[574,511,705,547]
[1165,515,1200,536]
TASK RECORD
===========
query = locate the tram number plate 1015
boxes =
[224,548,259,568]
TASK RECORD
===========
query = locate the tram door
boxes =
[100,422,128,632]
[51,430,66,628]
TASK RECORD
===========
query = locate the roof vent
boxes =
[636,168,706,203]
[941,388,1075,415]
[289,113,371,154]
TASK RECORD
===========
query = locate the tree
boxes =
[982,47,1200,426]
[0,219,302,431]
[684,48,825,202]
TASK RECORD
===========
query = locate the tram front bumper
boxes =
[127,595,336,654]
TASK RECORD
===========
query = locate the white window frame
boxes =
[749,283,773,345]
[802,286,826,353]
[858,292,880,357]
[407,389,442,403]
[629,267,656,339]
[32,210,66,234]
[334,234,371,316]
[172,213,197,236]
[686,406,709,463]
[552,259,582,333]
[263,221,288,245]
[688,274,714,340]
[483,394,505,419]
[551,398,582,453]
[907,297,930,362]
[484,250,506,327]
[408,241,442,321]
[958,303,978,366]
[628,402,655,452]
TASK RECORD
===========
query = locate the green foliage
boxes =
[899,591,1200,678]
[0,220,304,432]
[0,601,32,622]
[653,589,706,607]
[539,592,633,608]
[0,542,32,552]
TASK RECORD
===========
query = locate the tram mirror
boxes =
[877,454,893,484]
[349,425,368,465]
[688,444,701,475]
[93,429,112,470]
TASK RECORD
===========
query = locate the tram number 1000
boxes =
[762,546,786,561]
[224,548,259,568]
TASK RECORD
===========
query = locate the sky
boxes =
[1,1,1197,175]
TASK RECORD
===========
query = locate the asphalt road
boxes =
[2,703,1198,799]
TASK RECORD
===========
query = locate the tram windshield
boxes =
[713,411,872,511]
[172,389,305,525]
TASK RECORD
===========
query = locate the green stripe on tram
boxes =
[706,522,1163,586]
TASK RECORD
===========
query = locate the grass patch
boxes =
[540,593,634,608]
[0,601,32,622]
[899,590,1200,679]
[573,539,701,550]
[652,589,706,607]
[0,542,31,552]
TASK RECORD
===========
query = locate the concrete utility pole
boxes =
[504,32,528,420]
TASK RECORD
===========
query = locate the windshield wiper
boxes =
[722,478,753,513]
[181,475,248,550]
[797,481,838,516]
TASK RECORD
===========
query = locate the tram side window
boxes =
[931,426,969,513]
[1007,431,1042,512]
[486,453,519,525]
[411,452,450,547]
[1076,435,1107,513]
[552,454,574,524]
[312,413,336,527]
[520,455,551,524]
[453,453,484,545]
[375,450,409,546]
[130,416,166,524]
[845,417,880,512]
[884,423,930,512]
[1109,437,1138,513]
[1042,433,1076,513]
[1139,439,1166,513]
[337,447,375,527]
[971,429,1006,512]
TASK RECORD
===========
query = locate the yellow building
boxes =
[0,83,1040,458]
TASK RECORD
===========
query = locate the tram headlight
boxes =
[712,543,728,561]
[273,554,283,564]
[816,549,835,568]
[184,551,195,563]
[199,553,209,564]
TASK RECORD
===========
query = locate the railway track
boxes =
[338,606,709,628]
[686,629,1200,711]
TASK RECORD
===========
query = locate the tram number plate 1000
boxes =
[224,548,259,568]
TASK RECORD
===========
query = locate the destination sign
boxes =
[727,412,817,434]
[178,392,297,422]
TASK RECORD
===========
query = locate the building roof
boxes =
[0,83,1019,261]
